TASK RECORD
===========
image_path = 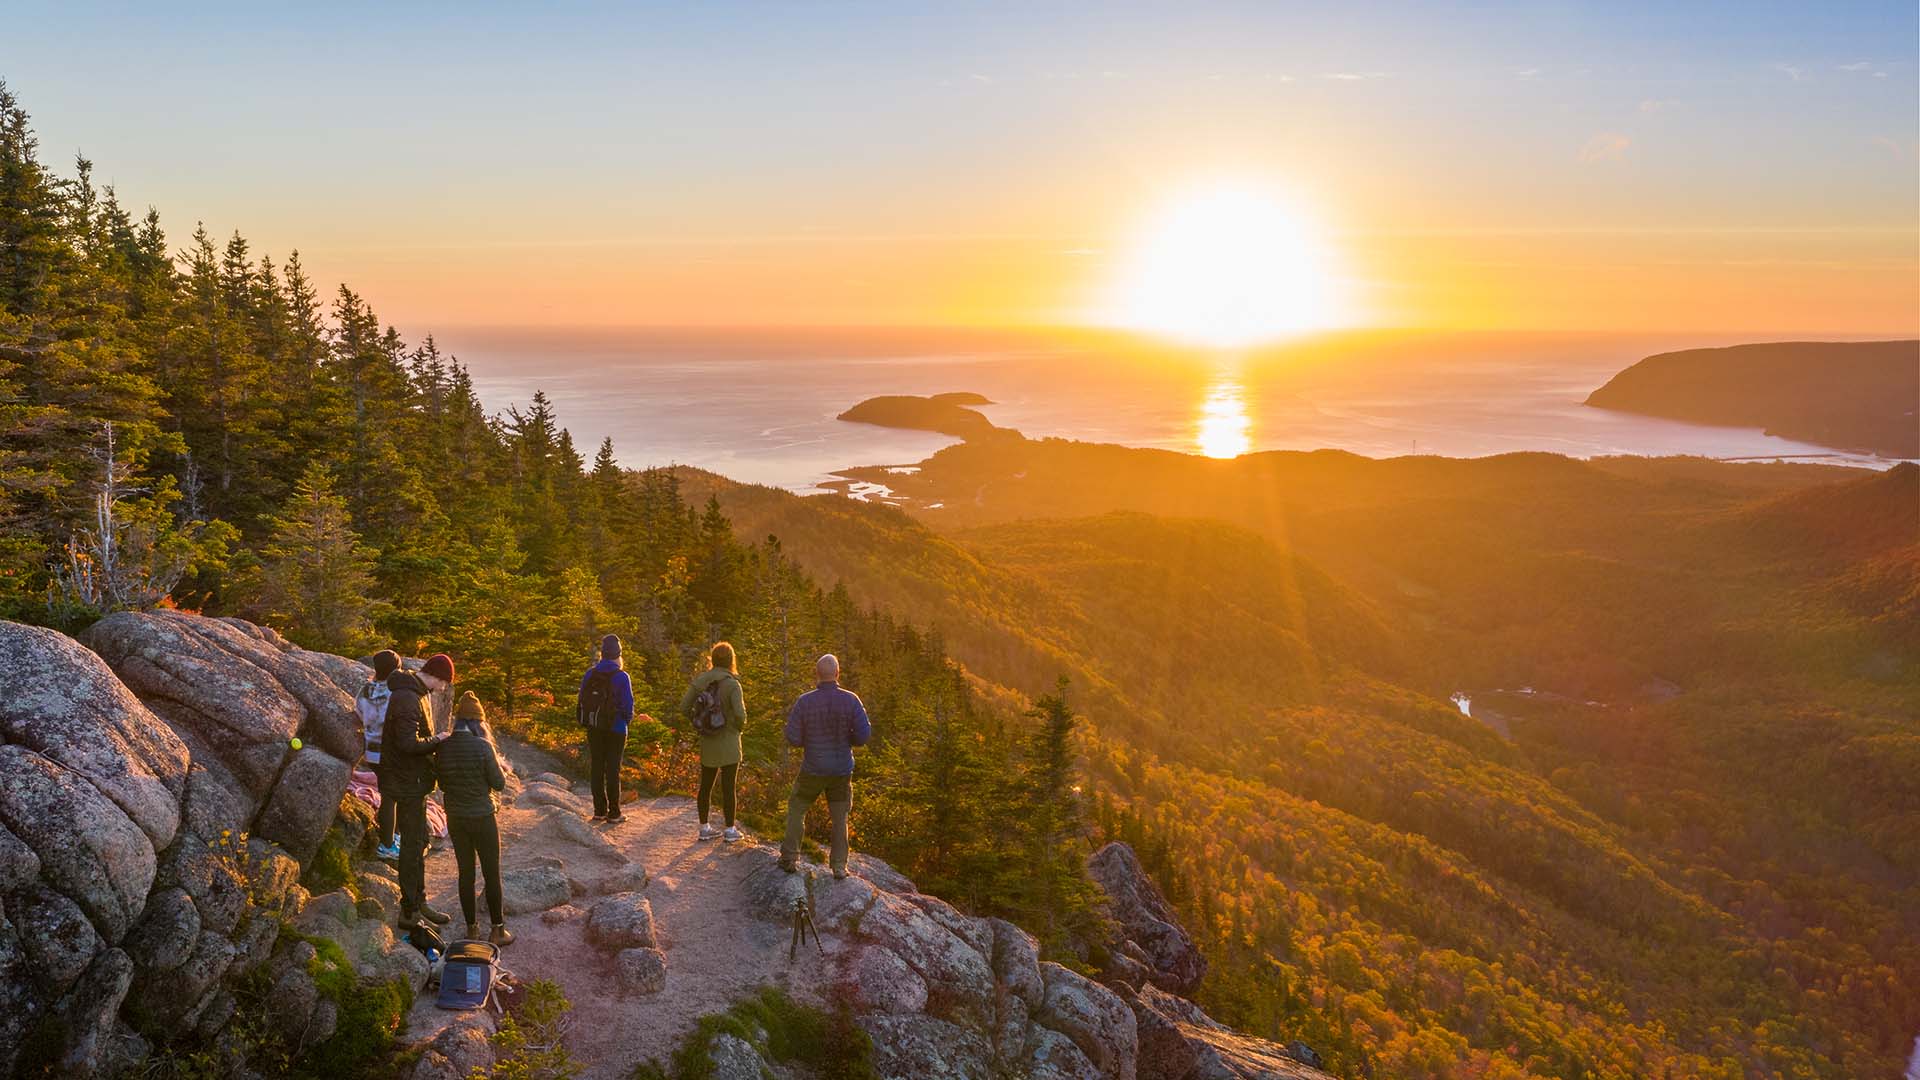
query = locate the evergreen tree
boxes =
[235,461,384,653]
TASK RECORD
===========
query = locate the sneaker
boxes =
[418,902,453,926]
[698,822,719,841]
[375,841,400,861]
[723,826,744,843]
[833,870,848,881]
[603,812,625,825]
[590,812,607,822]
[489,923,515,947]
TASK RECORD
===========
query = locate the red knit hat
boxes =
[422,653,455,682]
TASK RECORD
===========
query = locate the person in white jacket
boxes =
[355,649,402,859]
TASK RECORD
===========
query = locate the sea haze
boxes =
[449,326,1907,491]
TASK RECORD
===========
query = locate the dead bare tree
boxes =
[48,421,185,614]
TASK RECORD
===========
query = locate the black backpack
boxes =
[690,676,731,736]
[578,670,615,730]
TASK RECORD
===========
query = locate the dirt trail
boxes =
[404,740,842,1077]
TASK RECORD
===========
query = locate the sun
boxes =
[1097,181,1350,348]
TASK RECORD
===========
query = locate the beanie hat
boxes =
[601,634,622,661]
[370,649,401,680]
[454,691,486,721]
[422,653,455,682]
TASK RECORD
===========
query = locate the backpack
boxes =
[436,939,502,1010]
[355,680,392,764]
[578,670,616,730]
[691,676,732,736]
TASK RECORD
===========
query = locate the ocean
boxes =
[449,326,1905,492]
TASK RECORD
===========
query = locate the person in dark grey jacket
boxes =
[779,653,871,878]
[435,692,513,945]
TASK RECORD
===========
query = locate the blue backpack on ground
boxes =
[436,939,502,1010]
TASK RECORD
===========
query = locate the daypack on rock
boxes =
[355,679,392,766]
[578,670,616,730]
[691,676,731,736]
[436,939,502,1010]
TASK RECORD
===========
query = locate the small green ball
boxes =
[289,737,303,750]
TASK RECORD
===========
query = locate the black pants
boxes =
[395,792,428,915]
[698,763,737,826]
[587,727,626,816]
[448,813,503,927]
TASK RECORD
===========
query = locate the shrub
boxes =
[632,986,875,1080]
[484,978,582,1080]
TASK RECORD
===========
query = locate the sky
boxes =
[5,1,1916,335]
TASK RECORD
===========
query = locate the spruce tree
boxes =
[236,460,384,653]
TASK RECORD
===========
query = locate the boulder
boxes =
[740,854,811,922]
[524,806,622,861]
[268,968,321,1045]
[616,946,668,995]
[355,871,402,922]
[856,891,995,1009]
[1037,961,1138,1080]
[708,1032,771,1080]
[0,908,40,1077]
[1130,984,1204,1080]
[859,1013,991,1080]
[131,927,238,1027]
[306,998,338,1046]
[408,1016,496,1080]
[592,861,651,896]
[500,865,572,915]
[0,620,189,851]
[1087,842,1206,994]
[530,772,574,790]
[585,892,659,950]
[155,833,248,937]
[0,745,156,943]
[848,943,928,1014]
[83,611,308,800]
[514,784,584,813]
[1129,983,1328,1080]
[1029,1025,1106,1080]
[0,822,41,895]
[253,748,352,864]
[124,886,200,971]
[52,947,135,1078]
[904,892,993,960]
[846,852,916,894]
[15,884,101,994]
[989,917,1045,1006]
[540,904,583,926]
[289,649,372,697]
[812,872,880,932]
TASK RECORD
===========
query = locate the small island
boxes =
[1585,340,1919,458]
[837,392,1014,440]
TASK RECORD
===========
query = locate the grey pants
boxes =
[780,773,851,871]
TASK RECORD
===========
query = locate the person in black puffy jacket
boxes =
[436,692,513,946]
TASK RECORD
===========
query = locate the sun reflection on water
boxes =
[1196,378,1251,459]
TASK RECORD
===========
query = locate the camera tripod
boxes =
[788,894,823,962]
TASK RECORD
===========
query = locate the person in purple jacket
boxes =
[577,634,637,823]
[778,653,871,877]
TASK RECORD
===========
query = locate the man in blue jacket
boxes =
[779,653,871,877]
[577,634,636,823]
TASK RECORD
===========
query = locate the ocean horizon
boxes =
[448,326,1909,491]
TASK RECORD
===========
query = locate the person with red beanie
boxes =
[388,652,455,929]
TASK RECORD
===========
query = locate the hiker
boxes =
[388,653,455,929]
[436,692,514,946]
[356,649,402,859]
[577,634,636,823]
[779,653,870,878]
[678,641,746,842]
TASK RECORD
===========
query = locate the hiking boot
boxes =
[489,923,515,947]
[418,902,452,926]
[778,858,798,874]
[723,826,744,843]
[398,909,424,931]
[465,922,481,941]
[698,822,719,841]
[832,868,849,881]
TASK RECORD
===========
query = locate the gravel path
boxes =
[404,740,843,1077]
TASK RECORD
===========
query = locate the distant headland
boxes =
[1586,340,1919,458]
[836,392,1020,440]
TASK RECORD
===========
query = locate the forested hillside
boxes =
[0,82,1101,961]
[704,445,1920,1078]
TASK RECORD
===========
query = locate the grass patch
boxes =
[630,986,875,1080]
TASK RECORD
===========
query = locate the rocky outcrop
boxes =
[0,613,379,1076]
[723,842,1334,1080]
[1088,842,1206,994]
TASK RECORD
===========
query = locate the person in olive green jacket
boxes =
[678,641,746,842]
[435,692,513,946]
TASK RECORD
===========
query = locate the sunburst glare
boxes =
[1196,377,1252,459]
